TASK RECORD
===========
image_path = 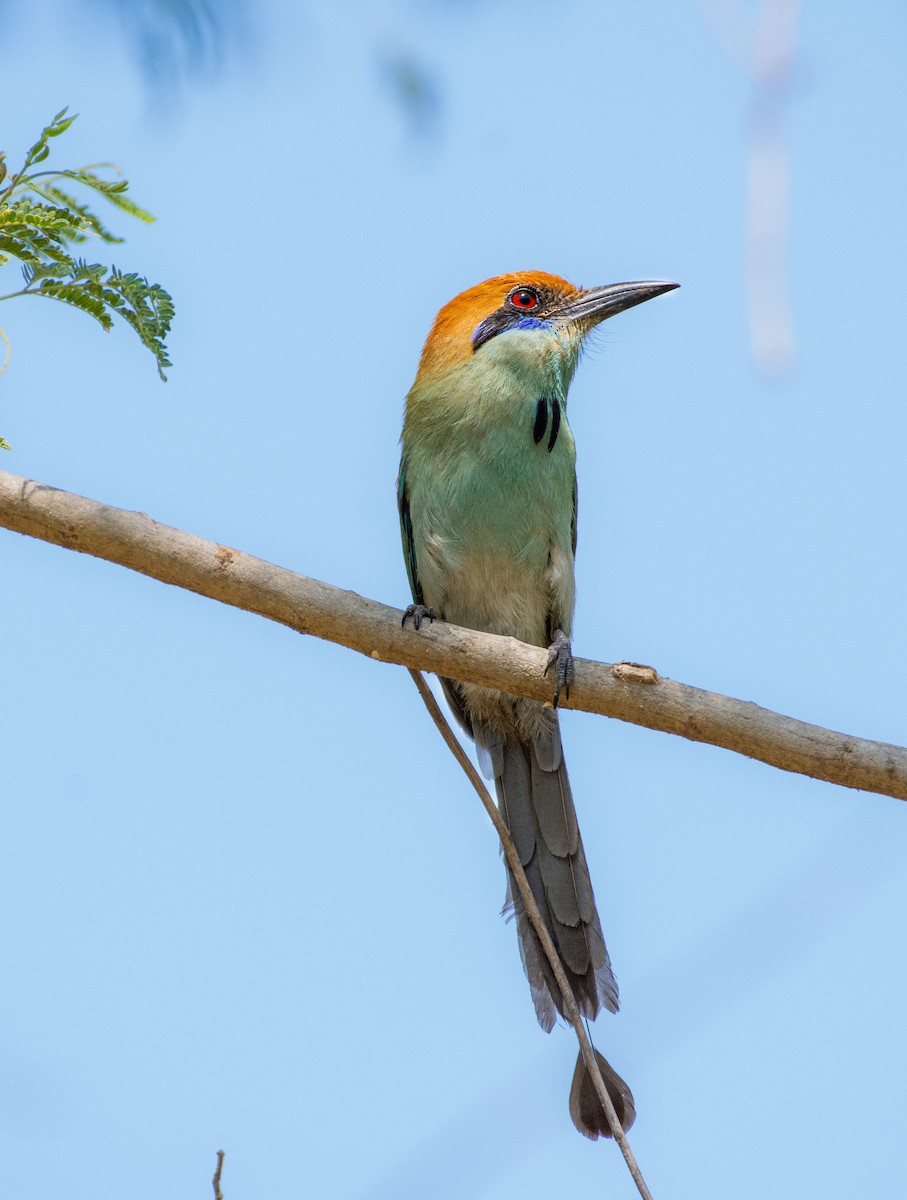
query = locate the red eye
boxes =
[510,288,539,311]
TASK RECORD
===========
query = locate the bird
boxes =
[397,270,677,1138]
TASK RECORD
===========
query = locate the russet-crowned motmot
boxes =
[398,271,677,1138]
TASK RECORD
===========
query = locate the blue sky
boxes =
[2,2,906,1197]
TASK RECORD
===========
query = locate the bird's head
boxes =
[411,271,678,399]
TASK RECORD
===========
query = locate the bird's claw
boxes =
[402,603,436,630]
[544,628,575,707]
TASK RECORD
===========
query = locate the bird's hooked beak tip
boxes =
[557,280,680,328]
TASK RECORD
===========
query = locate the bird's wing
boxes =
[397,455,424,607]
[571,473,578,557]
[545,468,579,645]
[398,455,481,752]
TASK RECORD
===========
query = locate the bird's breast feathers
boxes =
[401,380,577,645]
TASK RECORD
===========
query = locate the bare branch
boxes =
[212,1150,224,1200]
[2,468,905,801]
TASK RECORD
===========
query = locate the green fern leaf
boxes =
[0,228,72,265]
[65,171,155,223]
[0,233,41,263]
[20,109,77,175]
[45,111,78,139]
[1,198,96,242]
[22,259,82,284]
[31,185,123,244]
[1,109,172,380]
[36,278,113,329]
[100,267,174,378]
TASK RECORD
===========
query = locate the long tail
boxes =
[490,724,635,1139]
[439,679,634,1138]
[493,732,617,1030]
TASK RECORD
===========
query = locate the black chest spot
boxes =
[532,397,562,452]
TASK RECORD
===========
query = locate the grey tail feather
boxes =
[436,678,632,1136]
[493,731,619,1027]
[569,1049,636,1140]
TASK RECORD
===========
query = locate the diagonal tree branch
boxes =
[2,467,906,802]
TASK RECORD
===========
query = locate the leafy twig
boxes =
[0,106,174,440]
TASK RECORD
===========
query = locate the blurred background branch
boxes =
[89,0,249,98]
[698,0,800,374]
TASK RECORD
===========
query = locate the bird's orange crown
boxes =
[414,271,581,384]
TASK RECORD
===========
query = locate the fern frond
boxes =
[63,171,155,223]
[101,268,174,378]
[21,260,80,284]
[19,108,78,174]
[0,230,74,266]
[1,109,173,380]
[28,185,123,244]
[35,277,113,330]
[0,199,88,242]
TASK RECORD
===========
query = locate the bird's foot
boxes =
[401,603,436,630]
[544,628,575,707]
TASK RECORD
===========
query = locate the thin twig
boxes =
[407,668,655,1200]
[212,1149,225,1200]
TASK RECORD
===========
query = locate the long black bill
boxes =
[554,280,679,328]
